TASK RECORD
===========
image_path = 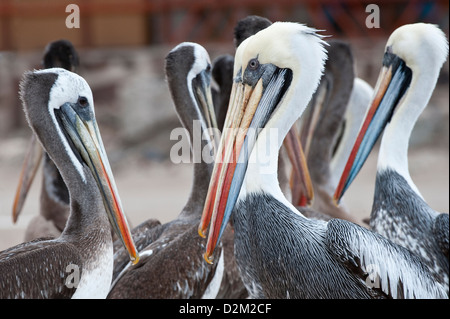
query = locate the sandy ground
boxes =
[0,140,448,252]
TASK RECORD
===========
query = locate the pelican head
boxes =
[334,23,449,202]
[165,42,218,142]
[20,68,139,264]
[198,22,328,263]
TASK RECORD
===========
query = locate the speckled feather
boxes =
[0,239,81,299]
[371,169,449,293]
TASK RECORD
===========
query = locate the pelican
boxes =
[334,23,449,293]
[0,68,138,299]
[108,42,247,299]
[199,22,447,299]
[12,40,79,240]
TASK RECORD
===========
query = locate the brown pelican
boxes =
[199,22,447,299]
[108,42,247,299]
[12,40,79,240]
[334,23,449,293]
[0,68,138,298]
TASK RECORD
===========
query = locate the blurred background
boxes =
[0,0,448,250]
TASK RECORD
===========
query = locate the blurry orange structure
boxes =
[0,0,448,51]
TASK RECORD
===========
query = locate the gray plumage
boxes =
[371,169,449,293]
[233,193,447,299]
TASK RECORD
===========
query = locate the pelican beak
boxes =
[192,68,219,133]
[199,64,293,263]
[55,102,139,265]
[283,126,313,207]
[333,49,412,202]
[12,134,43,223]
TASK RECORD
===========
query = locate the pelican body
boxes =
[0,68,138,299]
[199,22,447,299]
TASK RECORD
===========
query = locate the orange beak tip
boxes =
[332,197,339,207]
[131,254,140,265]
[198,227,207,238]
[203,253,214,265]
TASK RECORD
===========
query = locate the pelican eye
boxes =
[248,58,259,70]
[78,96,89,107]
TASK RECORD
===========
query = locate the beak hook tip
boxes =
[198,227,207,238]
[332,196,340,207]
[203,252,214,265]
[131,254,140,265]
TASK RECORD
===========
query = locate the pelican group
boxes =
[107,42,246,299]
[199,22,447,299]
[1,15,448,301]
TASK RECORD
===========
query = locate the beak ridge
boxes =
[58,103,139,264]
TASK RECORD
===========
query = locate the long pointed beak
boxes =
[198,81,243,238]
[193,69,219,155]
[283,126,313,207]
[200,66,292,263]
[333,52,412,203]
[194,72,219,133]
[57,103,139,264]
[12,134,43,223]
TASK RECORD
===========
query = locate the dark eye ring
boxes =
[249,58,259,70]
[78,96,88,107]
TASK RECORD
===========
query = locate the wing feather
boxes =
[326,219,447,299]
[0,239,82,299]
